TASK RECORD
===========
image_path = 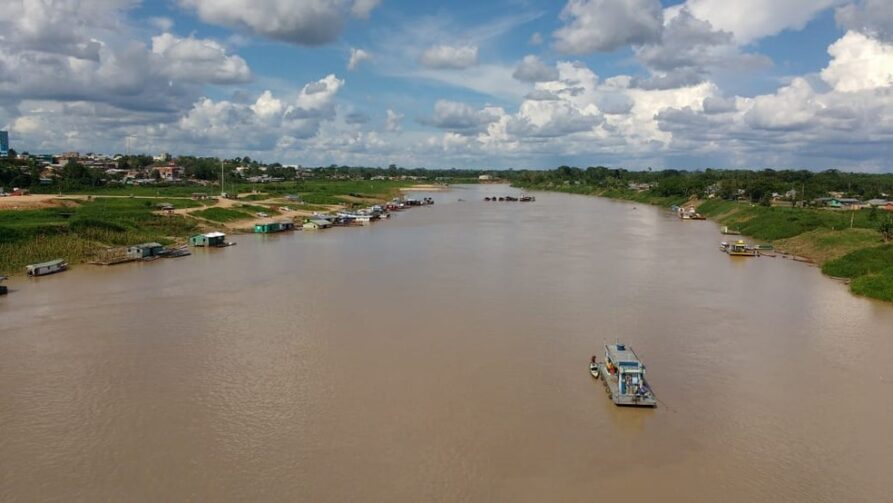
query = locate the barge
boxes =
[593,343,657,407]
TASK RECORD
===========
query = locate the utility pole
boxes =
[220,159,225,197]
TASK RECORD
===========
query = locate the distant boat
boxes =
[520,195,536,202]
[26,259,68,277]
[0,275,7,295]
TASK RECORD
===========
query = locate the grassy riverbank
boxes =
[516,184,893,303]
[0,180,414,275]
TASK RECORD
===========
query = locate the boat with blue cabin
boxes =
[594,343,657,407]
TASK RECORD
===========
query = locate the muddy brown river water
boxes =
[1,185,892,501]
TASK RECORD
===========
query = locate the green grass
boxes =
[850,268,893,302]
[697,200,880,241]
[189,207,252,222]
[774,229,883,265]
[233,203,281,215]
[821,245,893,278]
[0,198,199,274]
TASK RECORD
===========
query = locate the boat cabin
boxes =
[126,242,164,259]
[190,232,226,247]
[26,259,68,277]
[604,344,649,398]
[303,218,332,230]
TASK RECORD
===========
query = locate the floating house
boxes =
[254,222,277,233]
[303,218,332,230]
[190,232,227,247]
[254,221,294,233]
[126,242,165,259]
[26,259,68,277]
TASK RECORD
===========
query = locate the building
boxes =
[190,232,227,247]
[153,165,183,181]
[0,130,8,157]
[126,242,164,259]
[478,174,493,181]
[303,218,332,230]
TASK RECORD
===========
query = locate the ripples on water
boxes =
[1,185,892,501]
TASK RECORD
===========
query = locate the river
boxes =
[1,184,891,501]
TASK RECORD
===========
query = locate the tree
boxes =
[880,216,892,244]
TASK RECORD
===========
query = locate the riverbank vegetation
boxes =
[0,173,437,274]
[509,166,893,303]
[0,198,199,274]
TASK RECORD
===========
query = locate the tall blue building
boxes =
[0,130,8,157]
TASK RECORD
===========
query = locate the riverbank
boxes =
[516,184,893,302]
[0,181,415,275]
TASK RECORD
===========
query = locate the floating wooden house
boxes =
[254,221,294,233]
[277,220,295,231]
[26,259,68,277]
[190,232,227,247]
[303,218,332,230]
[127,242,165,259]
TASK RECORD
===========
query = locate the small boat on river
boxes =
[726,240,759,256]
[26,259,68,277]
[0,275,7,295]
[594,343,657,407]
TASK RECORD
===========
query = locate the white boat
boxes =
[26,259,68,277]
[589,362,600,379]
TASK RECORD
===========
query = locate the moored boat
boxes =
[595,343,657,407]
[0,275,7,295]
[26,259,68,277]
[727,239,758,256]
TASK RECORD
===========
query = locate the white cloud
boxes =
[422,100,501,132]
[418,45,479,69]
[633,7,771,89]
[683,0,841,44]
[351,0,380,19]
[385,109,403,132]
[513,55,559,83]
[179,0,379,46]
[836,0,893,41]
[151,33,251,84]
[348,48,372,70]
[529,32,544,46]
[821,31,893,92]
[554,0,663,54]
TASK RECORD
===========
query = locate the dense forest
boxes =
[506,166,893,204]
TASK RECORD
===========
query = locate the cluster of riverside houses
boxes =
[812,195,893,211]
[2,149,315,186]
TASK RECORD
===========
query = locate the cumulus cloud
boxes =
[348,48,372,70]
[554,0,663,54]
[179,75,345,147]
[421,100,501,132]
[836,0,893,41]
[683,0,840,45]
[418,44,479,69]
[0,0,252,121]
[179,0,379,46]
[821,31,893,92]
[513,55,559,83]
[151,33,251,84]
[631,8,771,90]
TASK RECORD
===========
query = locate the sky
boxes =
[1,0,893,171]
